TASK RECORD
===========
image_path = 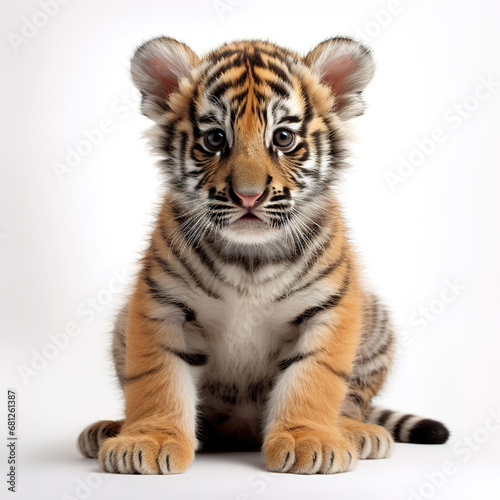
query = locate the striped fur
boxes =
[78,37,449,474]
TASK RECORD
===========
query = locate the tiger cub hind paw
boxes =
[343,420,394,460]
[78,419,124,459]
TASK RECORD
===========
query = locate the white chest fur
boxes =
[193,290,299,383]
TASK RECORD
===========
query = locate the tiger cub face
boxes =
[131,37,374,246]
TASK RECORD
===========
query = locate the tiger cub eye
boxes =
[204,129,227,152]
[273,128,295,151]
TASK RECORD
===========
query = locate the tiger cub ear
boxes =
[130,36,199,121]
[305,37,375,120]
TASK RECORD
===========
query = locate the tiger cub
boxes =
[78,36,449,474]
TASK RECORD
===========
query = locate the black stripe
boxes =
[199,114,219,125]
[230,90,248,105]
[376,409,393,427]
[264,203,288,210]
[392,414,414,440]
[231,66,249,88]
[287,141,308,156]
[284,425,308,432]
[139,312,164,323]
[368,296,380,340]
[312,130,324,175]
[236,99,248,120]
[152,253,191,289]
[163,346,207,367]
[189,239,233,287]
[356,333,394,365]
[317,360,349,380]
[209,82,233,101]
[160,117,181,157]
[296,149,310,164]
[349,366,388,388]
[278,115,302,125]
[265,79,290,98]
[253,89,268,103]
[274,235,337,303]
[272,103,290,123]
[361,305,390,357]
[209,204,234,211]
[347,392,365,407]
[206,48,240,62]
[288,172,307,190]
[266,210,289,217]
[266,60,292,85]
[320,116,348,177]
[124,365,163,384]
[292,291,346,325]
[144,275,196,322]
[299,81,314,136]
[283,248,347,301]
[252,46,290,64]
[205,60,242,88]
[188,88,200,137]
[209,69,248,101]
[203,234,283,273]
[178,131,188,175]
[160,225,221,300]
[269,194,289,202]
[195,173,210,190]
[191,142,214,158]
[376,310,390,341]
[278,351,315,370]
[257,105,267,126]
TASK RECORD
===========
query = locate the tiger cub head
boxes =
[131,37,374,247]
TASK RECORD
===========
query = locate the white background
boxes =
[2,0,500,499]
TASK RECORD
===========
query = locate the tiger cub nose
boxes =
[234,191,264,208]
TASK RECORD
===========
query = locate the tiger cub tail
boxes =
[367,406,449,444]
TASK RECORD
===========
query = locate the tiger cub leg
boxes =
[341,366,395,460]
[98,297,198,475]
[78,420,124,459]
[263,302,365,474]
[339,294,396,459]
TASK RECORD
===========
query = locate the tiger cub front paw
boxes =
[99,431,194,475]
[263,426,358,474]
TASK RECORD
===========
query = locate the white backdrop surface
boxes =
[2,0,500,499]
